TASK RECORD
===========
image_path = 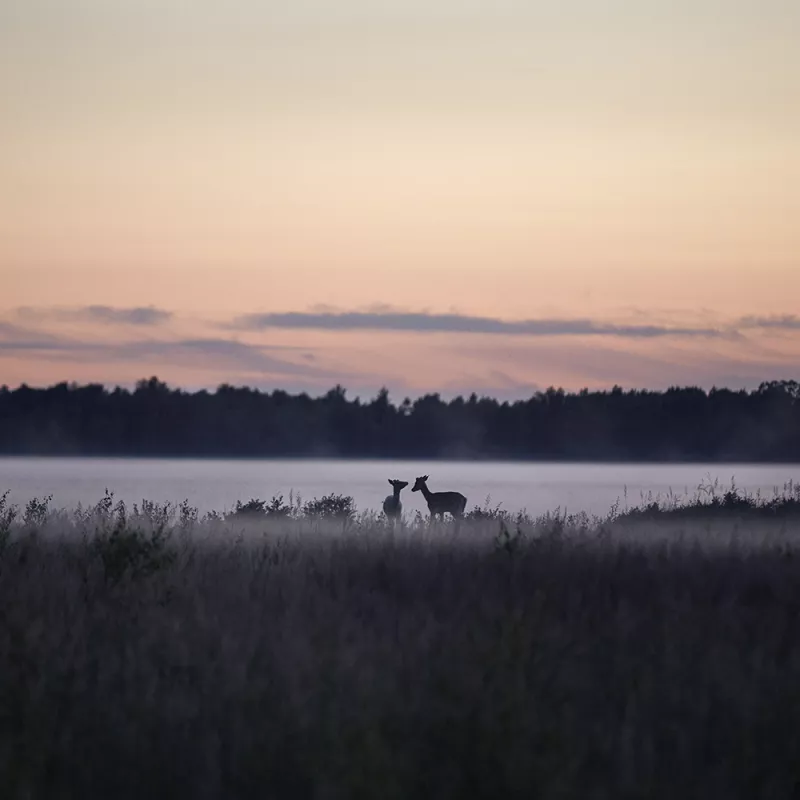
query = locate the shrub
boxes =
[302,493,356,523]
[229,498,269,519]
[494,517,524,555]
[178,499,199,528]
[228,494,295,521]
[89,501,176,584]
[0,490,16,553]
[22,494,52,528]
[465,495,510,522]
[617,480,800,523]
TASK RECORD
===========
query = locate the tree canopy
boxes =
[0,378,798,461]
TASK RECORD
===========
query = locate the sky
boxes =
[2,0,799,399]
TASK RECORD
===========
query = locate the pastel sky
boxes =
[2,0,799,398]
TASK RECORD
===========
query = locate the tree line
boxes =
[0,377,798,461]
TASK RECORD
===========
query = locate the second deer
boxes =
[383,479,408,526]
[411,475,467,525]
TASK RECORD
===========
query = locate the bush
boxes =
[23,494,52,528]
[90,521,177,584]
[465,495,510,522]
[228,494,296,521]
[301,493,356,523]
[617,479,800,523]
[83,493,177,584]
[0,491,16,553]
[229,498,270,519]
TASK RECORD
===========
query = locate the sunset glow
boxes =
[3,0,799,397]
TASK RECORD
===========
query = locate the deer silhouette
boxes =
[383,479,408,526]
[411,475,467,525]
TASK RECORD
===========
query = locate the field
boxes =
[2,483,800,799]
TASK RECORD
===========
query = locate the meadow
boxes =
[2,481,800,799]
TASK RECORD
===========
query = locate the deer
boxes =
[411,475,467,526]
[383,479,408,526]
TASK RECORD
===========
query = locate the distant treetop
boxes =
[0,377,798,461]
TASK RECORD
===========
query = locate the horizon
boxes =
[3,1,799,397]
[2,374,797,407]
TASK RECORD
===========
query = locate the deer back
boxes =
[427,490,466,511]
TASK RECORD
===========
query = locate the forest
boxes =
[0,377,798,461]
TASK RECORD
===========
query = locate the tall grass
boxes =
[2,485,800,798]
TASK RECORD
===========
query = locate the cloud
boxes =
[3,305,799,398]
[15,305,173,326]
[0,320,39,343]
[228,309,732,339]
[454,336,797,393]
[0,326,353,382]
[738,314,800,331]
[0,320,83,351]
[105,338,347,379]
[83,305,173,325]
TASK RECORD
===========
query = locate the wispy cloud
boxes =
[454,336,798,393]
[0,325,350,382]
[0,320,81,351]
[2,305,799,397]
[15,305,173,326]
[83,305,173,326]
[228,310,732,339]
[739,314,800,331]
[105,338,345,379]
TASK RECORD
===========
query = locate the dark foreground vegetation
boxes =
[2,485,800,798]
[1,377,800,460]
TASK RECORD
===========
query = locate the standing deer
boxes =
[411,475,467,526]
[383,479,408,526]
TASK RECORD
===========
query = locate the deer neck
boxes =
[419,483,434,502]
[393,485,402,501]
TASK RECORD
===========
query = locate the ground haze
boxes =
[2,491,800,798]
[1,457,798,519]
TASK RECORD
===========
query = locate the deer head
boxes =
[411,475,429,493]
